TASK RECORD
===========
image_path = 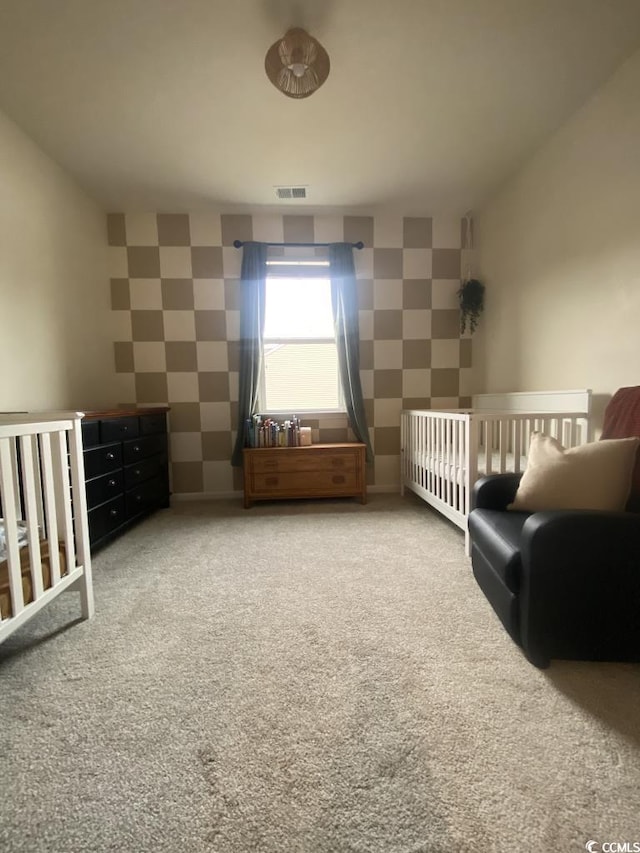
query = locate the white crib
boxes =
[400,390,592,550]
[0,412,93,644]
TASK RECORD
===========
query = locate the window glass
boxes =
[261,275,343,412]
[263,277,334,338]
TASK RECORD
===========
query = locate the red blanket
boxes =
[601,386,640,499]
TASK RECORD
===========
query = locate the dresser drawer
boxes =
[100,416,139,443]
[81,420,100,448]
[124,454,167,489]
[88,495,125,543]
[123,432,167,464]
[85,469,124,510]
[140,412,167,435]
[125,475,164,520]
[84,443,122,479]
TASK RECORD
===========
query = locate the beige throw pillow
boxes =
[508,433,640,513]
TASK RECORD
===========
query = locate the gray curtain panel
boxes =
[231,242,268,466]
[329,243,374,462]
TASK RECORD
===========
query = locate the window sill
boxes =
[261,410,347,418]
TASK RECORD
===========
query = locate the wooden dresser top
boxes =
[80,406,170,420]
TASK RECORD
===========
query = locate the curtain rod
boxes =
[233,240,364,250]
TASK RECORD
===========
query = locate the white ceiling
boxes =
[1,0,640,215]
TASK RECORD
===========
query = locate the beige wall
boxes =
[108,212,473,495]
[0,109,119,412]
[473,47,640,429]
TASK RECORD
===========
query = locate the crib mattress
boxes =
[409,448,522,479]
[0,541,68,620]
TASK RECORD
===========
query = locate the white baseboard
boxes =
[171,484,400,503]
[171,491,243,503]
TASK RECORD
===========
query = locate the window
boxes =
[260,261,343,413]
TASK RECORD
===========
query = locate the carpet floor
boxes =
[1,493,639,853]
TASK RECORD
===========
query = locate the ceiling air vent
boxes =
[275,186,308,199]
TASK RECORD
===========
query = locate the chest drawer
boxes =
[140,412,167,435]
[84,443,122,479]
[250,449,358,474]
[125,475,164,519]
[88,495,125,543]
[81,420,100,448]
[124,455,167,489]
[252,470,359,495]
[86,469,124,510]
[123,433,167,464]
[100,416,139,443]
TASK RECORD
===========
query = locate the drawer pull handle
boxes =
[109,508,119,518]
[106,452,115,460]
[134,469,141,476]
[135,495,142,502]
[133,445,141,453]
[108,479,117,487]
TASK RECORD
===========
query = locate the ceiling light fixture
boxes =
[265,27,330,99]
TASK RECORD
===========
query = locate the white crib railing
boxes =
[0,412,93,643]
[400,407,590,551]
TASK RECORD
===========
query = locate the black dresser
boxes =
[81,408,171,552]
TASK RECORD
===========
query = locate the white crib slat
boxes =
[416,414,421,486]
[570,418,578,447]
[411,414,416,485]
[54,430,75,572]
[18,435,44,600]
[442,418,448,500]
[423,414,428,488]
[499,418,508,472]
[513,421,520,470]
[68,417,94,618]
[39,433,61,584]
[410,413,416,486]
[483,418,492,475]
[417,414,423,487]
[524,418,532,457]
[4,438,22,521]
[466,417,478,514]
[426,416,432,493]
[451,419,458,512]
[403,412,408,484]
[431,417,437,497]
[0,437,25,617]
[444,419,451,505]
[436,418,442,500]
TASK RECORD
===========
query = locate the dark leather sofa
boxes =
[468,472,640,668]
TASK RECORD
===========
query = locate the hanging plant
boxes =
[458,278,485,334]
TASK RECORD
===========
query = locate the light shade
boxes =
[265,28,330,99]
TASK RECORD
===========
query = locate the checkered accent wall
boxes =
[108,213,474,495]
